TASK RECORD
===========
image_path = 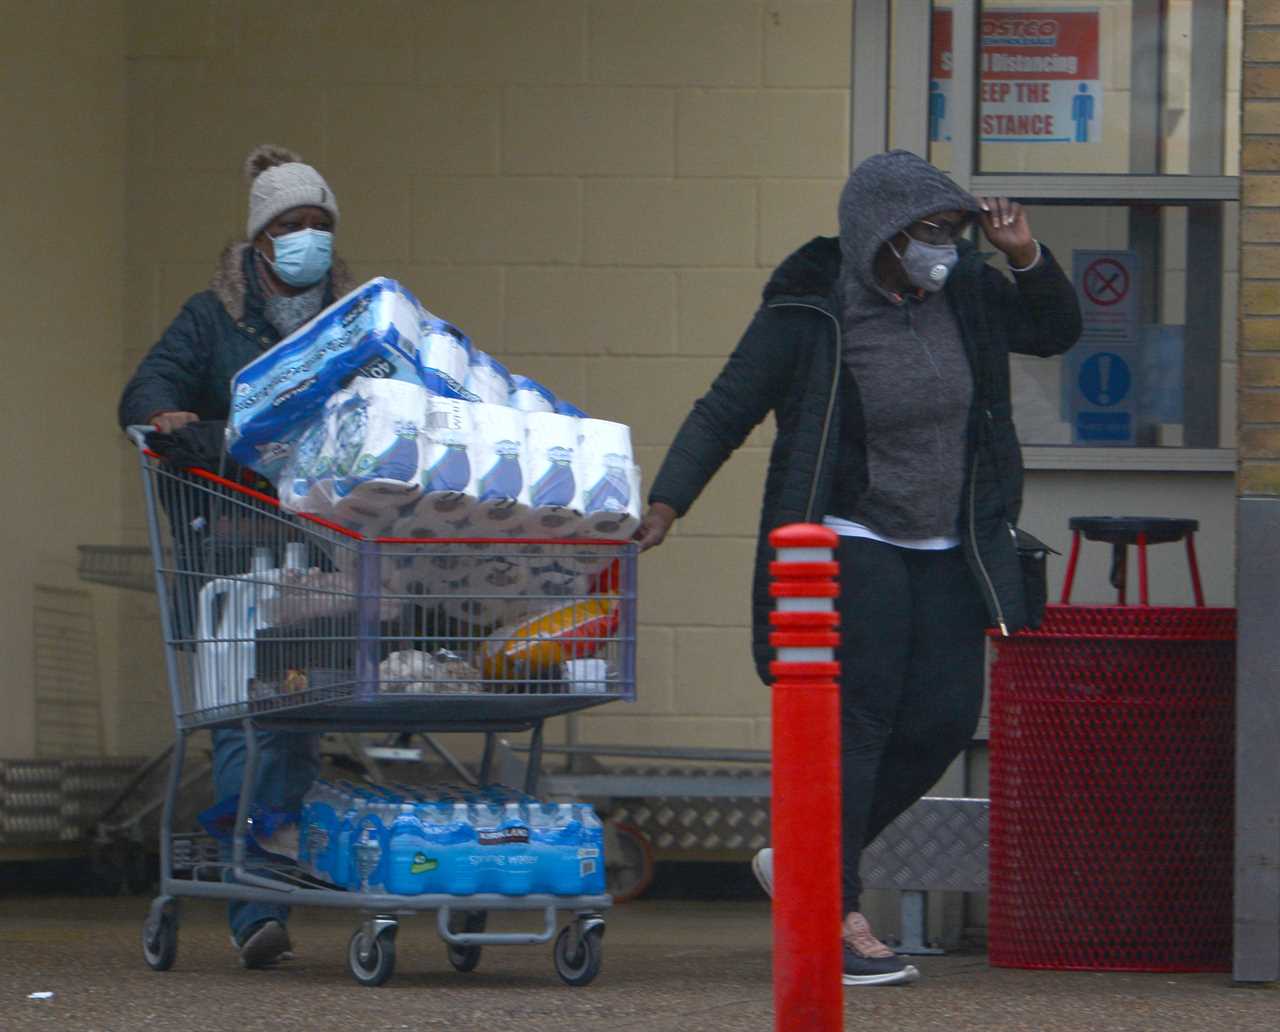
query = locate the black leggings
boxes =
[835,536,989,913]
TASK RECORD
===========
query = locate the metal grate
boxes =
[0,758,144,844]
[33,586,103,757]
[77,545,156,593]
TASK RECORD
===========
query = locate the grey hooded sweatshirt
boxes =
[836,150,983,540]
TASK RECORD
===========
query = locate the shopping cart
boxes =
[129,431,637,987]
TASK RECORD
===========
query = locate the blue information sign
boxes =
[1078,351,1132,407]
[1068,344,1137,447]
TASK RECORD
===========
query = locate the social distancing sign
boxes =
[931,9,1102,144]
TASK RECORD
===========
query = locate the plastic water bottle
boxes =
[284,541,307,571]
[444,801,481,895]
[386,803,432,895]
[499,801,536,896]
[578,804,606,894]
[348,794,393,892]
[353,820,382,892]
[331,783,367,889]
[299,780,337,879]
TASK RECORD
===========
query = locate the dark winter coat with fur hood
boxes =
[648,235,1082,684]
[118,243,354,428]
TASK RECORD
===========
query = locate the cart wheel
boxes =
[446,910,487,973]
[141,902,178,971]
[348,925,397,987]
[553,922,604,987]
[605,821,656,903]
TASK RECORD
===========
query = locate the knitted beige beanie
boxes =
[244,144,340,240]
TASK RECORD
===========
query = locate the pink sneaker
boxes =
[842,913,919,986]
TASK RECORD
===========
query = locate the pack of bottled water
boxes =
[297,779,605,897]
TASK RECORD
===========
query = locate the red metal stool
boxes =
[1059,516,1203,607]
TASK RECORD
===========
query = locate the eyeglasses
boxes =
[906,218,968,246]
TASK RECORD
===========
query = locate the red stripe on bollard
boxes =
[767,522,843,1032]
[770,631,840,649]
[770,610,840,629]
[768,560,841,579]
[769,660,840,680]
[770,524,840,548]
[769,581,840,598]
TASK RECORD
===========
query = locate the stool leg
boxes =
[1110,543,1127,605]
[1138,531,1150,607]
[1185,533,1206,607]
[1061,530,1082,604]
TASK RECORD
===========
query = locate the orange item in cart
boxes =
[481,597,619,679]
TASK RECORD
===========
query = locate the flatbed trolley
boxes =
[130,432,637,987]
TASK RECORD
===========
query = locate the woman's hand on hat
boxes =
[977,197,1037,269]
[634,502,677,551]
[150,411,199,434]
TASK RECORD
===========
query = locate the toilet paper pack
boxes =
[577,418,642,540]
[277,378,428,533]
[277,417,331,515]
[228,279,481,480]
[525,411,583,536]
[229,278,440,480]
[328,378,427,512]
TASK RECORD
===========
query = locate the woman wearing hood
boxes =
[637,150,1081,986]
[119,144,353,970]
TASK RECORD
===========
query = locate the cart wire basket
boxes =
[133,435,637,987]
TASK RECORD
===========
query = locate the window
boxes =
[858,1,1241,467]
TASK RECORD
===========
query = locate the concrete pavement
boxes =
[0,896,1276,1031]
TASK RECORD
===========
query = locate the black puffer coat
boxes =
[648,236,1082,683]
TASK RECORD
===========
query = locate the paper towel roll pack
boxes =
[283,406,641,543]
[525,411,584,535]
[510,375,557,414]
[577,418,642,539]
[469,403,531,536]
[419,396,475,521]
[465,351,514,406]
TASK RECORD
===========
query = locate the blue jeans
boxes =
[211,728,320,943]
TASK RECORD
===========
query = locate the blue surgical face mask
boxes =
[888,235,958,293]
[262,228,333,287]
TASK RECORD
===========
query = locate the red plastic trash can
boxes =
[987,517,1235,972]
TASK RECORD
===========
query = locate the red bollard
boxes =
[768,523,843,1031]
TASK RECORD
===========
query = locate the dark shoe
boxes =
[842,912,919,986]
[842,941,919,986]
[235,920,293,969]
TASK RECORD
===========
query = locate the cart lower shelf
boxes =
[143,875,610,986]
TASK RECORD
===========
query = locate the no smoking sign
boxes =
[1073,250,1139,343]
[1083,258,1129,307]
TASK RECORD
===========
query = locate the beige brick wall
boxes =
[119,0,853,755]
[1242,0,1280,494]
[0,0,127,758]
